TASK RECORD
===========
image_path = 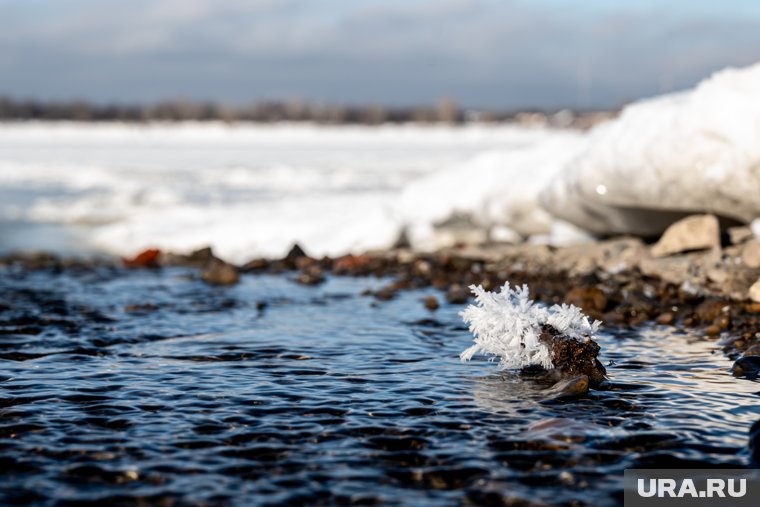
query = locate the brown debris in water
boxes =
[539,325,607,387]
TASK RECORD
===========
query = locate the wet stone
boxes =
[295,266,325,286]
[750,420,760,464]
[423,295,439,311]
[543,375,589,401]
[445,284,470,304]
[730,356,760,379]
[201,258,240,286]
[539,325,607,387]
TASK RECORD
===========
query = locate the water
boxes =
[1,266,758,506]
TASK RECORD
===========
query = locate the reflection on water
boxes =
[0,267,757,506]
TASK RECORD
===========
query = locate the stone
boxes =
[565,286,607,314]
[750,279,760,303]
[423,295,439,311]
[749,419,760,464]
[731,356,760,379]
[240,258,269,272]
[123,248,161,269]
[693,298,729,323]
[295,266,325,286]
[538,325,607,387]
[651,214,720,257]
[543,375,589,400]
[201,258,240,285]
[285,243,307,261]
[161,246,214,268]
[655,312,675,325]
[445,284,470,304]
[742,242,760,268]
[374,286,397,301]
[729,226,754,245]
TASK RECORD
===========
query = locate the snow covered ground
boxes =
[0,122,580,261]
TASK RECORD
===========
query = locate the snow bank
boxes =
[396,130,586,249]
[541,63,760,236]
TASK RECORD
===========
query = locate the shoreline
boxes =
[4,228,760,377]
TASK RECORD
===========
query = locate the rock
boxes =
[445,284,470,304]
[124,303,158,314]
[161,246,214,268]
[565,286,607,314]
[538,325,607,387]
[423,295,439,311]
[240,258,269,272]
[655,312,675,325]
[693,298,729,323]
[332,254,372,275]
[295,266,325,286]
[374,285,397,301]
[0,251,62,270]
[742,242,760,268]
[285,243,307,261]
[750,279,760,303]
[729,226,754,245]
[201,258,240,285]
[743,345,760,357]
[543,375,589,400]
[730,356,760,379]
[651,214,720,257]
[123,248,161,269]
[749,419,760,464]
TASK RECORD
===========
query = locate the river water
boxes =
[1,266,757,506]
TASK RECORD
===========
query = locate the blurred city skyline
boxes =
[2,0,760,109]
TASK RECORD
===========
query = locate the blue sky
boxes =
[2,0,760,108]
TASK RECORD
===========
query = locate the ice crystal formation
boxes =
[460,283,601,369]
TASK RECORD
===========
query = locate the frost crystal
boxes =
[459,283,601,369]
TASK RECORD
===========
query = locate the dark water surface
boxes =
[0,266,758,506]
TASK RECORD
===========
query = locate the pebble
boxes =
[123,248,161,269]
[743,242,760,268]
[445,284,471,304]
[201,258,240,286]
[295,266,325,286]
[240,258,269,272]
[423,295,439,311]
[544,375,589,400]
[565,286,607,313]
[750,279,760,303]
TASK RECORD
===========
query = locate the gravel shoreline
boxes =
[3,219,760,380]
